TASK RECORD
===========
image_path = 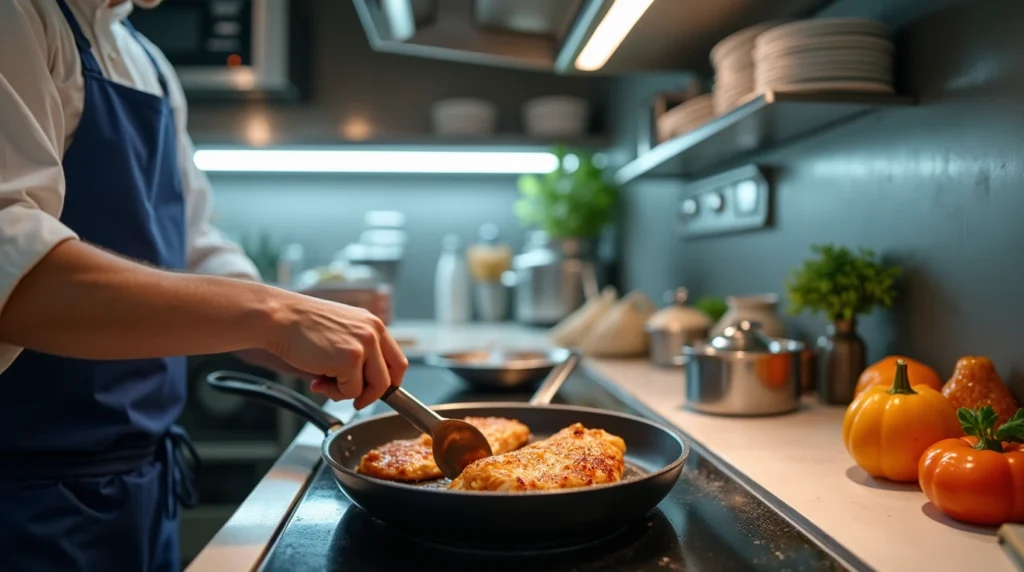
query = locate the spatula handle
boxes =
[381,385,444,434]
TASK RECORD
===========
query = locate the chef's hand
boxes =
[267,293,408,410]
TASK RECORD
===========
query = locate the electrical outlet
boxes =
[676,164,770,238]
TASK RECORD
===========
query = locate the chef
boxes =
[0,0,408,570]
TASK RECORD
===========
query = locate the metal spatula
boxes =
[379,385,493,480]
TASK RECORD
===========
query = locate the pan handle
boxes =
[206,371,343,433]
[529,351,582,406]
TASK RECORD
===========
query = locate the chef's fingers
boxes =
[375,322,408,388]
[311,375,347,401]
[340,348,365,401]
[354,338,390,410]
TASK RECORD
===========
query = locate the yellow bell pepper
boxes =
[842,360,962,482]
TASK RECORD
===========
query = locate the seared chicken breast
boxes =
[448,423,626,492]
[357,416,530,482]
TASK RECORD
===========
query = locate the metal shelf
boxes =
[615,90,916,184]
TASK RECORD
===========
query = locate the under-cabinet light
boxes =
[192,149,559,174]
[575,0,655,72]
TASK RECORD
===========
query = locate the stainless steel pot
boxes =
[681,320,805,416]
[645,288,711,368]
[502,237,599,326]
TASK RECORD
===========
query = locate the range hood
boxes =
[352,0,831,74]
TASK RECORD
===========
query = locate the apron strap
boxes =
[120,20,171,98]
[161,425,201,519]
[53,0,103,75]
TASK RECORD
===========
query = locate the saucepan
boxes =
[422,346,570,390]
[681,320,805,416]
[206,354,689,550]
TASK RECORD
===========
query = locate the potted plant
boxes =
[514,145,618,256]
[785,244,901,405]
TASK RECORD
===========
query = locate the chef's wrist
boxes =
[247,284,303,355]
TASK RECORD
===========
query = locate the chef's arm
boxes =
[0,237,408,406]
[0,238,280,359]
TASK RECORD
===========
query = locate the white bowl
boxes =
[657,94,714,141]
[431,98,498,136]
[754,34,893,61]
[755,17,890,48]
[523,95,590,137]
[710,21,784,67]
[757,79,894,95]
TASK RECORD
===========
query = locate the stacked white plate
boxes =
[711,22,782,115]
[753,18,894,94]
[656,94,714,142]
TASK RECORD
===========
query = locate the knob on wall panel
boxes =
[675,164,770,239]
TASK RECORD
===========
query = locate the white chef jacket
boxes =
[0,0,261,371]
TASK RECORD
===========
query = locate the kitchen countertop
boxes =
[186,320,1015,572]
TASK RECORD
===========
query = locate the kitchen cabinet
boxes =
[184,0,611,147]
[352,0,831,74]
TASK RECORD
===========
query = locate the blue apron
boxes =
[0,2,198,570]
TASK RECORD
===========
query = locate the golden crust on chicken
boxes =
[357,416,530,482]
[448,423,626,492]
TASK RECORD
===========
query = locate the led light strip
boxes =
[192,149,560,174]
[575,0,655,72]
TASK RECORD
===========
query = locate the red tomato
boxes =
[918,436,1024,526]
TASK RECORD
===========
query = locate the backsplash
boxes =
[207,172,527,319]
[614,0,1024,397]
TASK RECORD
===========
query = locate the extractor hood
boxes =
[352,0,832,74]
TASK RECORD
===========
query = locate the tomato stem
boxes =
[957,406,1007,453]
[973,436,1004,453]
[887,360,917,395]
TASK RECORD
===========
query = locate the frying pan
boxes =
[206,354,690,550]
[423,346,570,390]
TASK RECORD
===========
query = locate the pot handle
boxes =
[206,371,343,433]
[529,351,582,406]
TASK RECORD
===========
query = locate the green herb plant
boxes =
[240,230,281,282]
[693,296,728,322]
[959,406,1024,452]
[785,244,901,322]
[515,145,618,239]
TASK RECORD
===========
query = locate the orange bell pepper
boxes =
[843,360,961,482]
[919,406,1024,526]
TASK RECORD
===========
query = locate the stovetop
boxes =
[259,366,852,572]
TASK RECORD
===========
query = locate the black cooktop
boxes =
[259,366,858,572]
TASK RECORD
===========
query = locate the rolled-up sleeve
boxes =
[0,2,80,369]
[145,38,262,281]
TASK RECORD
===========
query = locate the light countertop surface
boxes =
[186,321,1015,572]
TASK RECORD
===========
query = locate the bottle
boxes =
[467,224,512,322]
[434,235,471,323]
[276,243,305,288]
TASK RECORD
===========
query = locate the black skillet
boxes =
[206,354,690,550]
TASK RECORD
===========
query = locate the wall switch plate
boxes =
[676,164,770,239]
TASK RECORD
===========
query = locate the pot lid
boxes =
[645,288,711,333]
[707,320,774,352]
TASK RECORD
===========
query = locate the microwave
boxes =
[128,0,293,96]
